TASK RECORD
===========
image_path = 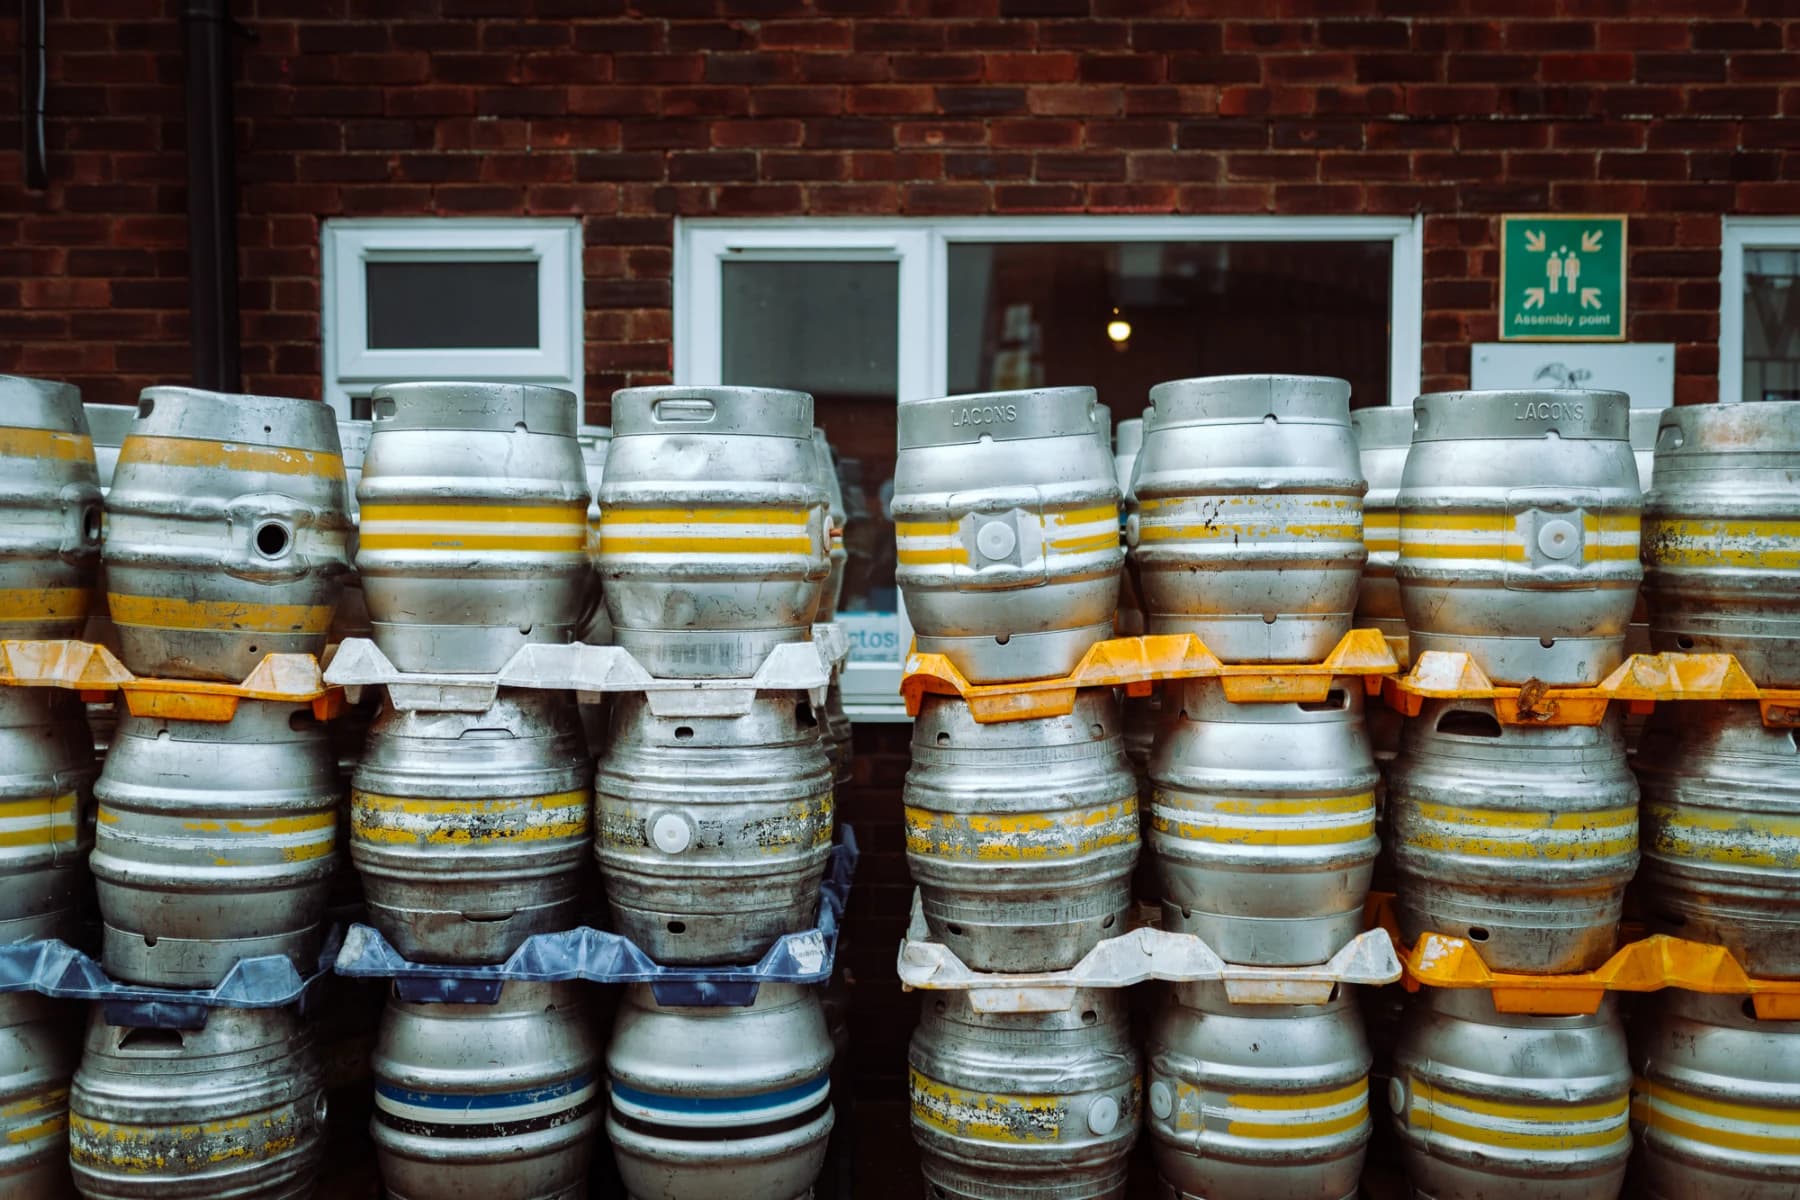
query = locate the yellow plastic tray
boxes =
[0,640,342,722]
[1382,650,1800,727]
[901,629,1400,723]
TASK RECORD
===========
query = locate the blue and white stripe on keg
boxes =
[375,1071,600,1138]
[607,1070,832,1132]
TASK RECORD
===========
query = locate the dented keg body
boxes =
[103,387,351,682]
[0,688,96,945]
[597,387,829,680]
[1147,982,1371,1200]
[606,983,834,1200]
[351,690,592,965]
[1631,990,1800,1200]
[1634,702,1800,977]
[904,690,1138,973]
[0,375,103,641]
[595,691,833,966]
[1391,989,1631,1200]
[1395,389,1641,686]
[1642,400,1800,687]
[1388,700,1638,974]
[357,382,591,674]
[1148,679,1380,966]
[894,387,1124,684]
[70,1005,327,1200]
[1130,375,1365,663]
[0,991,75,1197]
[372,981,600,1200]
[909,988,1141,1200]
[91,700,339,987]
[1349,405,1412,654]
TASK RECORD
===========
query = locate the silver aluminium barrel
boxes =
[91,700,339,987]
[576,426,613,648]
[1349,405,1412,653]
[0,991,75,1196]
[1388,700,1638,974]
[597,386,830,680]
[70,1005,325,1199]
[1632,990,1800,1199]
[811,428,848,622]
[328,417,374,643]
[103,387,351,682]
[910,989,1140,1199]
[895,387,1123,684]
[0,688,96,944]
[607,982,834,1200]
[1130,375,1365,664]
[1391,988,1630,1200]
[352,690,592,965]
[595,691,833,966]
[0,375,103,641]
[373,981,599,1200]
[1147,982,1371,1200]
[1634,701,1800,977]
[904,690,1137,973]
[1150,679,1379,966]
[1642,400,1800,687]
[358,382,590,674]
[1395,389,1641,686]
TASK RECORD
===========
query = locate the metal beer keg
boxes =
[1395,389,1640,686]
[1130,375,1365,663]
[0,991,75,1197]
[104,387,351,682]
[1642,400,1800,687]
[597,386,830,680]
[1350,405,1412,654]
[357,382,590,673]
[0,375,103,640]
[0,688,95,945]
[895,387,1123,684]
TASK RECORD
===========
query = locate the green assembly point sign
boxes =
[1499,214,1627,342]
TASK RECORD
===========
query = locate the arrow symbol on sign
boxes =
[1581,287,1603,310]
[1581,230,1604,252]
[1525,230,1546,252]
[1524,287,1546,310]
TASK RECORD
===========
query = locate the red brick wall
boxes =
[5,4,1800,419]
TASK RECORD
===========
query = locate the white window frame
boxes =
[674,215,1425,718]
[321,217,584,420]
[1720,216,1800,405]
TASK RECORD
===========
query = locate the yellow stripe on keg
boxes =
[1048,504,1123,528]
[1405,801,1636,860]
[360,500,588,553]
[1223,1083,1370,1140]
[908,1068,1067,1143]
[1633,1078,1800,1154]
[1645,802,1800,869]
[118,435,344,478]
[106,594,335,634]
[0,792,80,850]
[171,810,335,864]
[895,546,971,566]
[1400,512,1639,562]
[0,588,92,622]
[1136,521,1362,543]
[1151,790,1375,847]
[1644,518,1800,570]
[351,789,590,845]
[0,1086,68,1120]
[69,1112,301,1170]
[0,428,94,462]
[1362,511,1399,554]
[904,798,1137,861]
[8,1111,68,1145]
[1047,531,1123,554]
[1409,1078,1630,1151]
[895,519,961,538]
[597,506,816,557]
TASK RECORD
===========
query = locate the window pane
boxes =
[721,259,901,648]
[365,259,540,350]
[947,241,1393,415]
[1744,248,1800,403]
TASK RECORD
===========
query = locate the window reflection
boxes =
[1744,249,1800,403]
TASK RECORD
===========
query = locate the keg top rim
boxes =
[140,384,321,411]
[1415,387,1630,407]
[1411,387,1630,441]
[1654,397,1800,453]
[0,373,88,434]
[131,385,344,453]
[610,384,815,437]
[1146,374,1353,422]
[1349,405,1416,442]
[368,381,581,438]
[897,386,1100,448]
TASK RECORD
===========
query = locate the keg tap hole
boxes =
[82,507,102,544]
[118,1027,183,1052]
[666,920,686,934]
[795,701,817,728]
[1436,710,1503,739]
[1262,414,1278,425]
[141,934,158,947]
[936,732,951,746]
[1656,910,1688,928]
[138,397,155,418]
[1261,613,1278,625]
[263,424,272,435]
[1090,723,1105,739]
[254,521,292,559]
[1676,636,1696,650]
[1101,914,1115,930]
[674,727,694,741]
[1080,1009,1098,1026]
[933,999,947,1014]
[945,923,964,936]
[1466,926,1490,942]
[1539,637,1556,649]
[993,634,1011,646]
[1298,690,1348,713]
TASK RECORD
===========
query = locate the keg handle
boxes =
[651,398,717,424]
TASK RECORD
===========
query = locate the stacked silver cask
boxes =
[1127,374,1377,1200]
[895,385,1142,1200]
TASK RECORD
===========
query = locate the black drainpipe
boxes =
[184,0,241,392]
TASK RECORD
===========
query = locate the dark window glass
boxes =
[947,241,1393,413]
[365,260,539,350]
[1744,249,1800,403]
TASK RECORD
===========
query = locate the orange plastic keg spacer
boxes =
[0,639,343,722]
